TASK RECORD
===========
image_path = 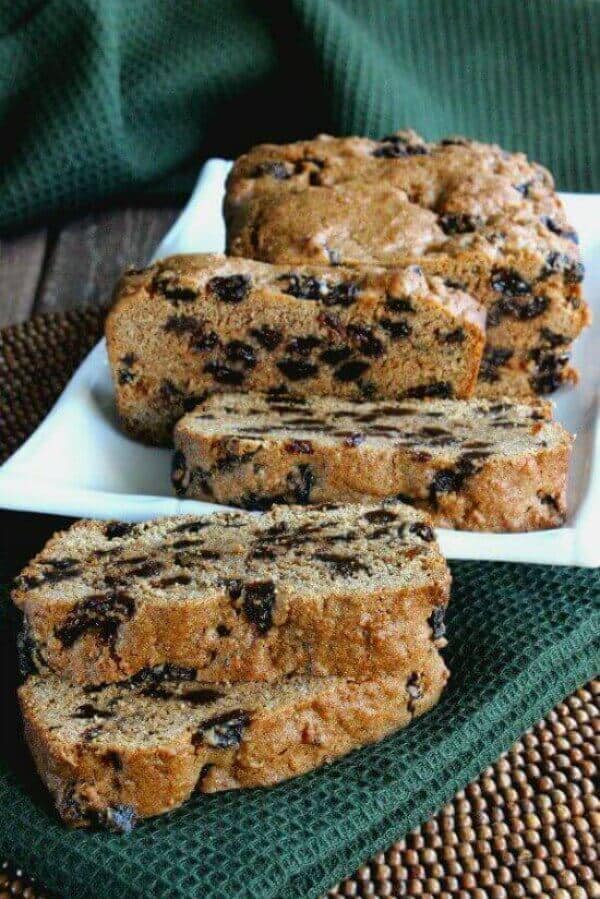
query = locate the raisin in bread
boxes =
[225,131,590,399]
[173,393,572,532]
[20,652,448,828]
[13,504,450,686]
[106,253,485,445]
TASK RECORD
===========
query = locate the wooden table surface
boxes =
[0,205,180,580]
[0,206,179,329]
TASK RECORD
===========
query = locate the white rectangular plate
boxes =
[1,160,598,565]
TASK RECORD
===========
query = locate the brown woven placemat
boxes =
[1,310,599,899]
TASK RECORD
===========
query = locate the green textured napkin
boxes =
[1,561,598,899]
[1,0,599,234]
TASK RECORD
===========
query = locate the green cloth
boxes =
[1,562,599,898]
[1,0,599,234]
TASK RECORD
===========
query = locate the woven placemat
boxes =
[0,310,598,899]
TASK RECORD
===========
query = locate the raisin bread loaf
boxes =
[20,652,448,828]
[13,504,450,686]
[173,393,571,532]
[225,131,590,399]
[106,253,485,445]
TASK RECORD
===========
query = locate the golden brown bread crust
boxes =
[20,654,448,827]
[173,394,572,532]
[224,131,590,399]
[13,505,450,685]
[105,253,485,445]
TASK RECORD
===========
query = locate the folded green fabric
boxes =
[1,0,599,234]
[1,561,598,899]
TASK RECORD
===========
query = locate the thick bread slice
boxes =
[105,253,485,444]
[173,393,572,532]
[20,652,448,828]
[225,131,589,400]
[13,504,451,686]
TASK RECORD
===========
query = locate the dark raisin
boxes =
[409,522,435,542]
[514,181,533,197]
[529,348,569,394]
[478,347,513,383]
[436,327,465,344]
[541,252,584,284]
[286,335,322,356]
[379,318,412,339]
[540,216,578,243]
[313,553,371,577]
[420,426,452,438]
[130,664,197,692]
[72,704,113,720]
[164,315,202,335]
[16,617,42,679]
[488,295,549,326]
[181,688,224,705]
[429,458,475,505]
[490,268,531,296]
[192,710,250,748]
[172,519,210,534]
[334,360,370,382]
[216,624,231,637]
[103,751,123,770]
[373,135,428,157]
[539,493,560,512]
[207,275,250,303]
[105,522,135,540]
[153,275,197,303]
[396,493,415,505]
[320,345,352,365]
[539,327,568,348]
[277,359,318,380]
[385,297,414,314]
[171,450,190,496]
[204,361,245,385]
[234,581,277,634]
[403,382,453,399]
[439,213,479,235]
[216,449,259,471]
[250,326,282,349]
[191,331,219,352]
[281,274,326,300]
[284,439,313,454]
[225,341,257,367]
[55,591,135,647]
[288,464,315,504]
[364,509,397,524]
[118,368,135,385]
[239,492,284,511]
[252,161,291,179]
[158,574,192,587]
[347,324,384,357]
[439,137,469,146]
[429,607,446,640]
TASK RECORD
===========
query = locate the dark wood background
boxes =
[0,206,179,581]
[0,207,179,328]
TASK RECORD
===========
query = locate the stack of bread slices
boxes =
[15,130,584,830]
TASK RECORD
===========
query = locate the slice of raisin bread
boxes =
[20,652,448,828]
[13,504,450,686]
[173,393,572,532]
[224,131,589,400]
[106,253,485,445]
